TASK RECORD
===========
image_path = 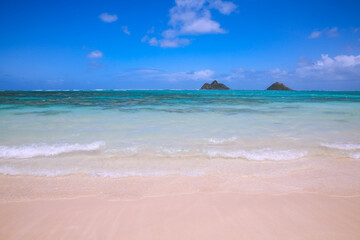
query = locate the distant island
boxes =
[200,80,230,90]
[266,82,293,90]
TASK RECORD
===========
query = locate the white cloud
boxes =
[181,14,226,34]
[192,69,215,79]
[147,37,191,48]
[308,27,338,39]
[210,0,237,14]
[302,54,360,70]
[87,50,103,59]
[148,37,158,46]
[122,26,130,35]
[143,0,236,48]
[99,13,118,23]
[296,54,360,80]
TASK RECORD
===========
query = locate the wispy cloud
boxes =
[131,68,162,73]
[268,68,288,78]
[155,69,215,82]
[99,13,118,23]
[308,30,322,39]
[308,27,338,39]
[220,53,360,89]
[146,37,191,48]
[87,50,103,59]
[327,27,339,37]
[143,0,237,48]
[147,27,155,34]
[118,54,360,90]
[122,26,130,35]
[118,68,215,82]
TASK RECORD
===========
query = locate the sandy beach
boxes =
[1,173,360,240]
[1,189,359,240]
[1,90,359,240]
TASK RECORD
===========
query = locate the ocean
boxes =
[0,90,359,179]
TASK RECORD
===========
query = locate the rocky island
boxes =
[200,80,230,90]
[266,82,293,90]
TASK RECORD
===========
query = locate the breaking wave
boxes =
[205,148,307,161]
[0,141,105,159]
[0,166,72,177]
[207,136,238,144]
[321,143,360,150]
[349,152,360,159]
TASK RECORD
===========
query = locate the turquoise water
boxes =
[0,90,360,177]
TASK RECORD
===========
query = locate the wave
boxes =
[89,169,205,178]
[0,166,72,177]
[205,148,307,161]
[349,152,360,159]
[0,166,205,177]
[0,141,105,159]
[321,143,360,150]
[207,136,238,144]
[157,147,190,154]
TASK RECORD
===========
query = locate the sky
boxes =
[0,0,360,90]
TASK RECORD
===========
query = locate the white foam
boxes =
[321,143,360,150]
[89,169,205,178]
[207,136,238,144]
[157,147,190,154]
[0,141,105,159]
[0,166,72,177]
[349,152,360,159]
[0,166,205,178]
[205,148,307,161]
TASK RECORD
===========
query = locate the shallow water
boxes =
[0,90,359,177]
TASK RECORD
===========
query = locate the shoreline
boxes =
[1,168,360,202]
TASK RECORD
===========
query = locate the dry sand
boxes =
[1,173,360,240]
[0,191,360,240]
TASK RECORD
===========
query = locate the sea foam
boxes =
[89,169,205,178]
[349,152,360,159]
[0,141,105,159]
[207,136,238,144]
[205,148,307,161]
[0,166,72,177]
[321,143,360,150]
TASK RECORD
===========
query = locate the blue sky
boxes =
[1,0,360,90]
